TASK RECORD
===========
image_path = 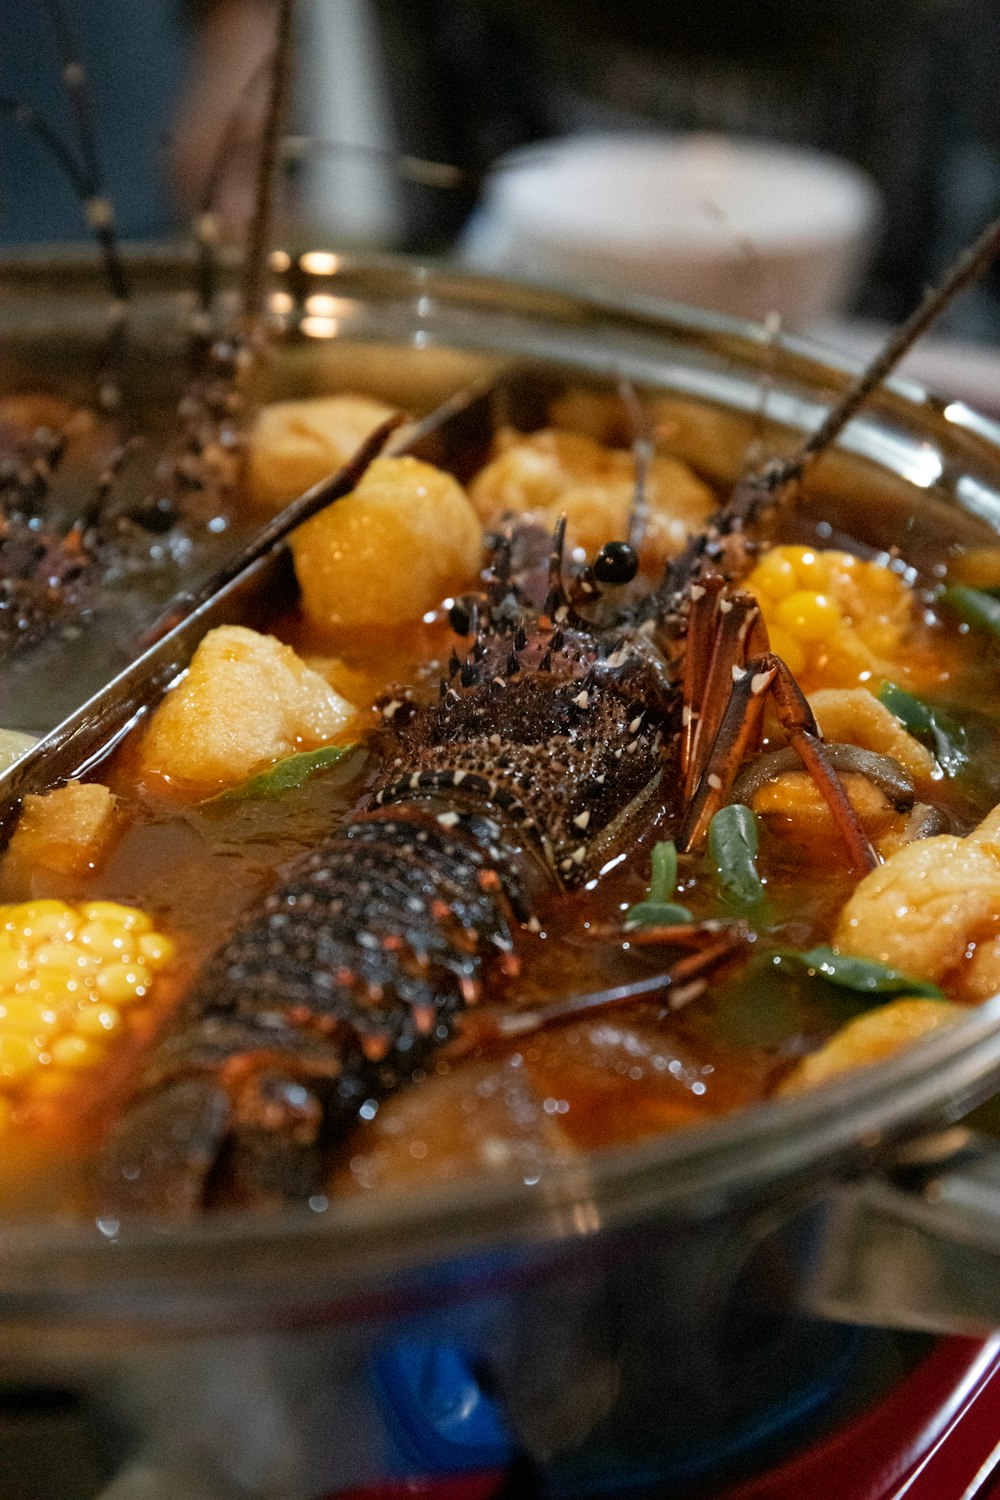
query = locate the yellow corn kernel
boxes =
[95,962,147,1004]
[789,550,829,590]
[14,902,75,942]
[774,590,842,642]
[0,949,28,988]
[74,1004,122,1038]
[31,990,85,1021]
[80,901,152,934]
[0,996,63,1033]
[748,549,798,601]
[49,1034,104,1070]
[32,941,90,974]
[0,900,173,1108]
[763,625,807,679]
[17,974,61,999]
[138,931,175,968]
[78,922,134,962]
[0,1034,41,1082]
[24,910,78,945]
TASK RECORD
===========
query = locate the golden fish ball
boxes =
[467,427,714,573]
[1,784,119,899]
[246,393,399,513]
[292,456,483,631]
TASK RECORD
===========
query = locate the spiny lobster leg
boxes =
[680,653,879,871]
[680,572,725,792]
[681,580,768,797]
[447,921,750,1056]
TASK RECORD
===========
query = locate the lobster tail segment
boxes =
[102,807,520,1214]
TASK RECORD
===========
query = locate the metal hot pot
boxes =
[3,252,1000,1499]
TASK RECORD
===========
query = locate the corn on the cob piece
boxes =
[745,545,937,694]
[0,900,174,1111]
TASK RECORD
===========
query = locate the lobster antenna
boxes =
[709,209,1000,544]
[240,0,296,332]
[545,513,570,615]
[617,377,652,554]
[782,212,1000,492]
[40,0,129,308]
[0,96,90,202]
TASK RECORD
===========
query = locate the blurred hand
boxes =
[167,0,280,234]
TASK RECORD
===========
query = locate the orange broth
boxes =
[4,423,1000,1215]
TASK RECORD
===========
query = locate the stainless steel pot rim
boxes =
[2,248,1000,1292]
[2,993,1000,1300]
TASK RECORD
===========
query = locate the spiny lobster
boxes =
[99,431,940,1216]
[0,0,293,659]
[8,2,1000,1215]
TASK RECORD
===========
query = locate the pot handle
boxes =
[808,1129,1000,1335]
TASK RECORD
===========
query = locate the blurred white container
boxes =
[461,133,882,326]
[300,0,402,246]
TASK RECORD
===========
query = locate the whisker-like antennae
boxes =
[617,377,652,554]
[0,96,89,200]
[795,212,1000,469]
[545,513,569,615]
[74,436,145,536]
[725,211,1000,533]
[40,0,129,308]
[41,1,100,181]
[240,0,296,333]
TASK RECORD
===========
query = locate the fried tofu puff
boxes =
[468,427,714,574]
[835,806,1000,1002]
[135,625,356,798]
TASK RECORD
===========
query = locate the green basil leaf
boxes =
[877,680,933,735]
[625,900,694,928]
[648,840,678,905]
[708,803,765,905]
[878,680,967,776]
[204,744,359,805]
[775,945,945,1000]
[941,585,1000,638]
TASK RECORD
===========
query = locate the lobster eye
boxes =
[448,597,473,635]
[594,541,639,585]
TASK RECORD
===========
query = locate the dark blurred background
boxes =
[371,0,1000,336]
[3,0,1000,337]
